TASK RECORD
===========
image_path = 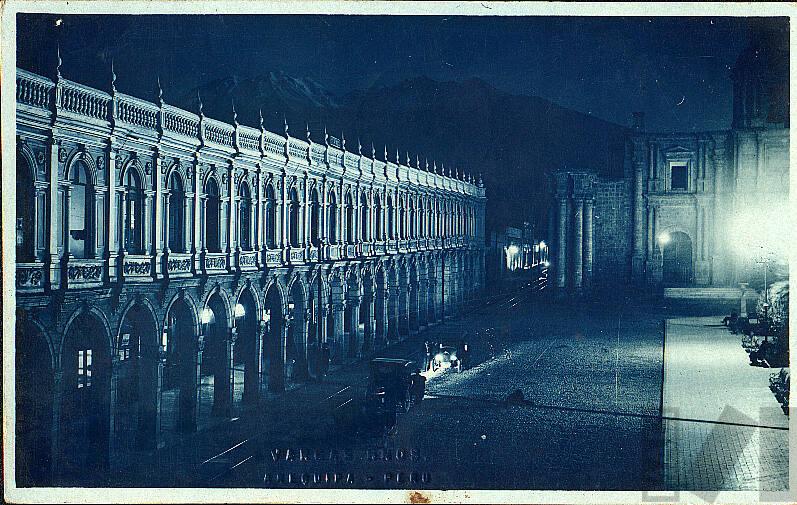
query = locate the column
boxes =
[572,198,584,291]
[163,191,171,254]
[583,199,594,288]
[105,146,117,282]
[227,167,236,253]
[320,180,328,246]
[192,160,201,257]
[62,186,72,258]
[184,195,193,254]
[49,370,63,482]
[632,141,646,282]
[332,301,345,363]
[153,156,164,263]
[556,198,568,289]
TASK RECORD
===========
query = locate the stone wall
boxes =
[592,178,632,287]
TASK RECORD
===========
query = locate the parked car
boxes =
[367,358,417,412]
[432,345,461,372]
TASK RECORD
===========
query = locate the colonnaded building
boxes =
[552,29,789,294]
[13,64,486,485]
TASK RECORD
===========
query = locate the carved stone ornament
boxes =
[36,151,46,166]
[222,173,228,185]
[144,162,152,176]
[58,148,67,163]
[186,167,193,181]
[115,157,123,170]
[96,156,105,170]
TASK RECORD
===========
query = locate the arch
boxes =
[204,176,222,253]
[232,285,259,409]
[162,293,200,435]
[360,190,370,242]
[15,309,54,486]
[59,309,112,484]
[327,188,338,245]
[238,180,253,251]
[16,147,36,262]
[167,170,186,253]
[309,186,321,247]
[387,193,395,240]
[265,182,278,248]
[66,157,96,259]
[65,150,99,187]
[287,276,308,382]
[660,230,694,286]
[288,186,300,248]
[374,192,383,241]
[262,283,286,392]
[344,189,354,244]
[115,300,160,454]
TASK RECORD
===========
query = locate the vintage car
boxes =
[432,345,461,372]
[367,358,417,412]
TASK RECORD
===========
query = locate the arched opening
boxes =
[59,311,111,484]
[327,190,338,245]
[123,168,145,254]
[263,286,285,392]
[69,160,94,259]
[115,303,159,456]
[287,280,307,382]
[198,293,229,422]
[398,265,409,336]
[399,197,406,239]
[419,200,426,238]
[15,312,53,486]
[427,261,437,323]
[168,173,185,253]
[288,187,300,248]
[375,269,386,346]
[310,188,320,247]
[345,191,354,244]
[344,274,359,358]
[16,155,36,262]
[409,262,419,331]
[360,271,374,354]
[265,184,277,249]
[162,299,198,436]
[306,276,322,379]
[360,191,370,242]
[205,178,221,253]
[238,182,252,251]
[409,199,416,239]
[374,194,382,241]
[233,289,259,410]
[661,231,694,286]
[387,195,395,240]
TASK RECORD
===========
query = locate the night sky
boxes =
[16,15,784,132]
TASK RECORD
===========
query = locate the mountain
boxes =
[177,72,630,234]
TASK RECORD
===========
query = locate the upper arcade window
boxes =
[239,182,252,251]
[345,192,354,244]
[670,162,689,191]
[69,161,94,259]
[265,184,277,249]
[205,178,221,253]
[168,173,185,253]
[289,187,300,248]
[124,168,145,254]
[310,188,321,247]
[360,192,370,242]
[16,155,35,262]
[328,190,338,245]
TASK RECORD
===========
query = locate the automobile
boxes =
[367,358,417,412]
[432,345,461,372]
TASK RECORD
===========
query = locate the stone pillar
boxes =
[49,369,64,483]
[62,186,72,258]
[556,198,568,289]
[163,191,171,254]
[376,288,389,347]
[572,198,584,291]
[632,140,647,283]
[333,301,346,363]
[104,146,117,282]
[583,199,594,289]
[408,281,419,334]
[192,335,205,432]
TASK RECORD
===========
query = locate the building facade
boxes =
[552,30,789,294]
[14,66,486,485]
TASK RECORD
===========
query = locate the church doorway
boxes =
[661,231,693,286]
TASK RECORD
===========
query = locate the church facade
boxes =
[552,30,789,294]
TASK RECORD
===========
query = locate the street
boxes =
[201,274,671,490]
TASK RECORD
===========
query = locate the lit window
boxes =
[77,349,93,388]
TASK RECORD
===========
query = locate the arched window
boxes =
[265,184,277,248]
[409,198,416,238]
[16,156,35,262]
[328,190,338,245]
[239,182,252,251]
[437,201,443,238]
[69,161,94,259]
[205,178,221,253]
[374,194,382,241]
[124,168,144,254]
[360,191,369,242]
[387,195,394,240]
[419,199,425,238]
[345,191,354,244]
[426,201,433,239]
[310,188,320,247]
[289,187,300,248]
[167,173,185,253]
[399,197,406,239]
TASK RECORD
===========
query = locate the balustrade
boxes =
[16,262,45,292]
[61,80,111,121]
[17,71,53,109]
[116,93,158,128]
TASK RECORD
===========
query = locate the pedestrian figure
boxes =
[319,342,331,382]
[459,340,470,370]
[409,369,427,405]
[424,340,433,371]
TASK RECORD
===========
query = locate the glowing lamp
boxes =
[234,303,246,318]
[657,232,671,246]
[201,307,213,325]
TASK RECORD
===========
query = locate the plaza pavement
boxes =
[662,316,789,491]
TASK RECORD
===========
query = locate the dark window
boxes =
[205,178,221,253]
[239,183,252,251]
[328,191,337,245]
[168,173,184,252]
[671,164,688,191]
[77,349,93,388]
[265,185,277,248]
[124,169,144,254]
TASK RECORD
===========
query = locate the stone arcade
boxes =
[14,65,486,485]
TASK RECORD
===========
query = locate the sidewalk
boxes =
[113,306,479,487]
[662,316,789,490]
